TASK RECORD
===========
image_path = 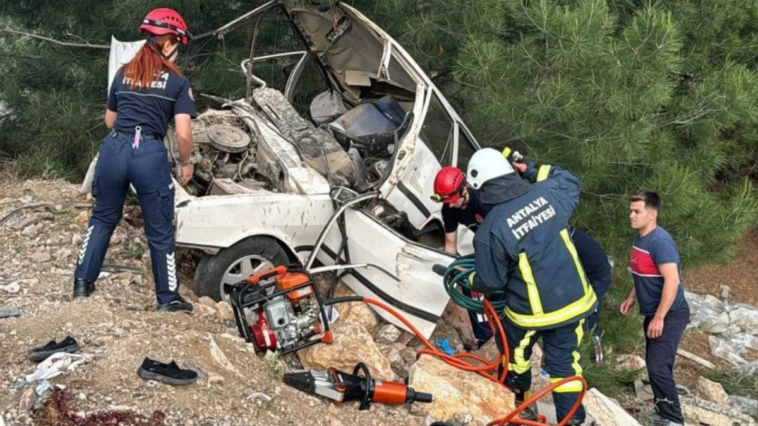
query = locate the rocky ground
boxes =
[0,178,432,426]
[1,175,758,426]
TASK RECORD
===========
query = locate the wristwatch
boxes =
[180,159,191,166]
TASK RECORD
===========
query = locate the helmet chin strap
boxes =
[147,36,179,60]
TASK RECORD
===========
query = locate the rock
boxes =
[18,389,36,412]
[441,302,478,349]
[696,377,730,406]
[730,395,758,416]
[451,412,474,425]
[30,252,51,263]
[207,373,225,386]
[375,324,402,345]
[196,304,217,317]
[215,301,235,322]
[109,234,121,246]
[53,249,72,261]
[472,339,500,363]
[582,388,641,426]
[720,285,730,301]
[3,282,20,294]
[75,211,89,226]
[208,335,242,377]
[429,317,466,355]
[198,297,217,308]
[133,274,143,285]
[613,354,646,372]
[681,395,756,426]
[333,283,379,332]
[383,343,410,378]
[400,347,418,366]
[298,321,394,381]
[0,306,21,319]
[729,307,758,333]
[408,355,515,423]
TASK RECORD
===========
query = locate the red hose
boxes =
[360,297,586,426]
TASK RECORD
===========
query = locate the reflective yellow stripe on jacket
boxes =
[518,253,543,315]
[536,165,552,182]
[560,229,590,293]
[506,289,596,329]
[506,230,596,329]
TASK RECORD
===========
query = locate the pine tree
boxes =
[1,0,756,265]
[369,0,758,265]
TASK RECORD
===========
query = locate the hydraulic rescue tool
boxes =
[283,362,433,410]
[224,266,333,355]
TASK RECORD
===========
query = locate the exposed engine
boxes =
[225,267,333,355]
[165,109,271,195]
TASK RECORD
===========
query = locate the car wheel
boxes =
[193,237,290,302]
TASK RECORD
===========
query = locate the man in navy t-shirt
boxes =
[620,191,689,426]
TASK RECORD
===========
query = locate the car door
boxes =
[318,208,455,339]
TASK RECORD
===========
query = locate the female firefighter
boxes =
[73,8,195,312]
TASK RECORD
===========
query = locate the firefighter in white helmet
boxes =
[467,148,596,425]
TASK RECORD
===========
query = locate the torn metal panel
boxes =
[253,88,356,187]
[316,208,451,339]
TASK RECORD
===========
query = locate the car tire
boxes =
[193,237,290,302]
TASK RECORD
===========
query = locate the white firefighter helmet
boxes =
[466,147,516,190]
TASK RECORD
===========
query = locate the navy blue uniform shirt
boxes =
[107,68,196,138]
[442,187,484,233]
[629,226,685,316]
[570,227,611,283]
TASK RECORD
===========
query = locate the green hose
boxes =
[443,258,507,313]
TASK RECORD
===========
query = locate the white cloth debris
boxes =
[24,352,91,383]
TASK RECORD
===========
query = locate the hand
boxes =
[619,296,636,316]
[647,316,665,339]
[513,162,528,174]
[179,163,193,185]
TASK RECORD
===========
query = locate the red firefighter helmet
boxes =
[432,167,466,204]
[139,8,191,45]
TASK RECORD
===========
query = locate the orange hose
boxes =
[360,297,586,426]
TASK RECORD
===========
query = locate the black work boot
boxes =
[73,278,96,298]
[157,295,193,313]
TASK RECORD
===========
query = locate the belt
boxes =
[111,129,163,141]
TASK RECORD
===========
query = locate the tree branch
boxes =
[1,28,109,49]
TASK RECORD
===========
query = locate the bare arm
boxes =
[620,286,636,315]
[444,231,458,255]
[654,263,679,319]
[174,114,193,185]
[105,109,117,129]
[174,114,193,163]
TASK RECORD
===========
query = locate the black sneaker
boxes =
[157,296,193,313]
[137,357,198,385]
[73,278,96,298]
[28,336,80,362]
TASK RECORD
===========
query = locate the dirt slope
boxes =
[0,177,423,426]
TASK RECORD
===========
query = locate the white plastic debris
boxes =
[24,352,91,383]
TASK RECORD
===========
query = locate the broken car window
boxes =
[418,92,454,166]
[456,126,477,172]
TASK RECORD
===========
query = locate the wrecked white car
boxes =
[93,1,482,338]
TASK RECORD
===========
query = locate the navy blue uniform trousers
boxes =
[75,131,180,304]
[644,301,690,424]
[502,318,587,423]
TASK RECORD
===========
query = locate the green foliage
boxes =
[1,0,757,267]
